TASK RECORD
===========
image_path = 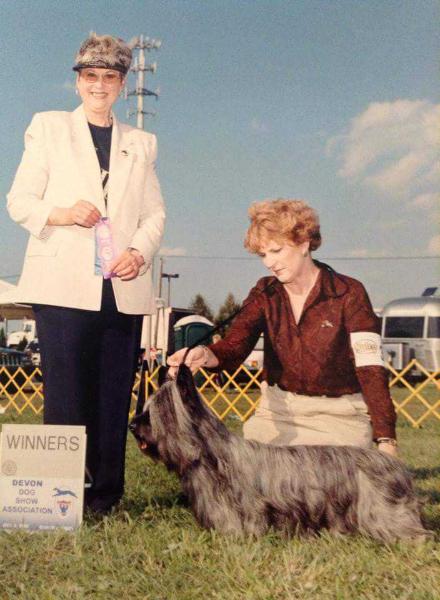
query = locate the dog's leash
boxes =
[134,278,278,418]
[182,259,341,360]
[181,277,279,363]
[134,356,149,417]
[135,260,341,417]
[135,359,170,417]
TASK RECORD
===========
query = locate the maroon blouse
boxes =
[208,263,396,440]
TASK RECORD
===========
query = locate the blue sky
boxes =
[0,0,438,313]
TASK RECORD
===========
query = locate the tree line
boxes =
[188,293,241,336]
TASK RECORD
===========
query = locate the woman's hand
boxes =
[167,346,219,378]
[110,249,145,281]
[69,200,102,227]
[378,441,398,458]
[47,201,101,227]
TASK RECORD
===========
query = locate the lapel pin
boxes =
[321,320,334,328]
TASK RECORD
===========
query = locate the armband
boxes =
[350,332,384,367]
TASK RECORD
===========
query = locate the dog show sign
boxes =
[0,424,86,531]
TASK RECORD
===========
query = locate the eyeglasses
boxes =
[80,70,122,85]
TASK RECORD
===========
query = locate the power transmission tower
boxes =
[125,35,164,352]
[126,35,161,130]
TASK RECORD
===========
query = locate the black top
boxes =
[88,122,112,205]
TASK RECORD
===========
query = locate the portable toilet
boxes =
[173,315,214,351]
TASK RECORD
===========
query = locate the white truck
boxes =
[7,319,37,348]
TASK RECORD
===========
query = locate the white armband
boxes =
[350,332,384,367]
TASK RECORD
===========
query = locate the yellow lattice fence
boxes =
[0,367,44,415]
[386,359,440,427]
[1,361,439,426]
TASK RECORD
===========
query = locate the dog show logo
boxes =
[1,460,17,476]
[353,338,379,354]
[53,487,78,517]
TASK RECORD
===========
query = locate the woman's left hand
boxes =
[378,442,398,458]
[110,249,145,281]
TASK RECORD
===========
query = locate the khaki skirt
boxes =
[243,382,373,448]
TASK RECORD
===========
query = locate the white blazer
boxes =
[7,104,165,314]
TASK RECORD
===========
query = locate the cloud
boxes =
[409,193,439,210]
[159,246,187,257]
[427,235,440,255]
[328,99,440,201]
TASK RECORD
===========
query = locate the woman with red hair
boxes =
[168,199,397,456]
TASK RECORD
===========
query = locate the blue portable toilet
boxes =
[173,315,214,351]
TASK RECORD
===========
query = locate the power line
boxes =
[1,254,438,281]
[156,254,440,261]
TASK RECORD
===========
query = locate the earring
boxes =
[75,88,79,95]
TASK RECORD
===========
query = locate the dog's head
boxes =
[129,366,169,457]
[129,364,228,470]
[129,365,202,465]
[129,401,158,458]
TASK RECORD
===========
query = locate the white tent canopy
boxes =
[0,281,34,320]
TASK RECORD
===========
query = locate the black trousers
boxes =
[33,280,142,511]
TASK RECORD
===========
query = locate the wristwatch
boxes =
[376,438,397,446]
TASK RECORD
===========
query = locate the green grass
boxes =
[0,414,439,600]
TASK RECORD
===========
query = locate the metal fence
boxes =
[0,360,439,427]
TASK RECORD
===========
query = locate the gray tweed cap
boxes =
[73,33,132,75]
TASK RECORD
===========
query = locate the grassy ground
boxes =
[0,413,439,600]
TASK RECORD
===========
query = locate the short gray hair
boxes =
[73,32,132,75]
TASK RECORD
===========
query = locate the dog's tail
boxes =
[356,453,433,542]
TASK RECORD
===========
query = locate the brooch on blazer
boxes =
[121,149,137,162]
[321,320,334,328]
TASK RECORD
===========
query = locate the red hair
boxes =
[244,199,322,253]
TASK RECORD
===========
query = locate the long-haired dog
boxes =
[129,365,431,542]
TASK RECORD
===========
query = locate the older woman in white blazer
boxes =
[7,33,165,514]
